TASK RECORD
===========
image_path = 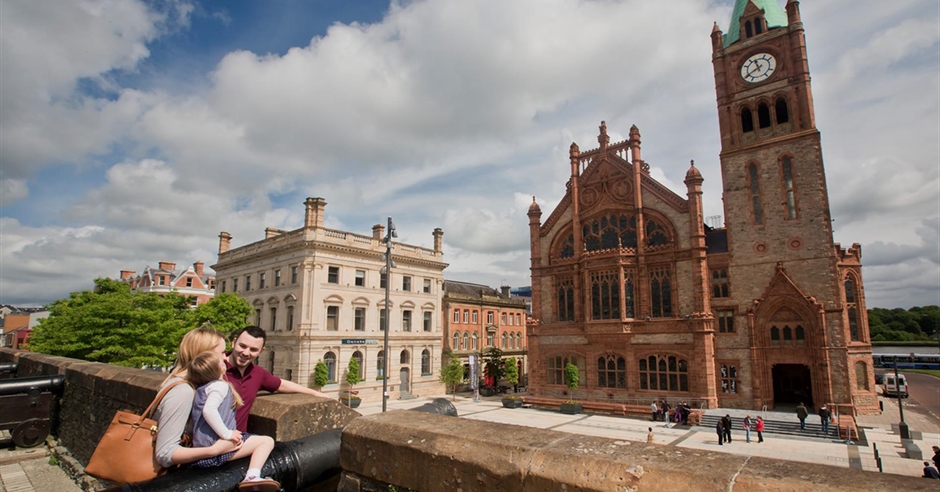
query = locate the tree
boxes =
[482,346,505,388]
[190,293,253,338]
[564,363,580,403]
[313,360,329,388]
[505,357,519,392]
[440,356,465,401]
[344,357,364,405]
[29,279,192,367]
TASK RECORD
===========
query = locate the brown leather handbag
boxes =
[84,380,190,484]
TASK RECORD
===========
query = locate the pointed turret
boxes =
[722,0,788,47]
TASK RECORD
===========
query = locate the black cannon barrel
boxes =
[117,397,457,492]
[0,362,17,376]
[0,374,65,396]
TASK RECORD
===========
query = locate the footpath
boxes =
[1,392,937,490]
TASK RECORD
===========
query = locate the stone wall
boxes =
[0,348,359,465]
[339,411,934,492]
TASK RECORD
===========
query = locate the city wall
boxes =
[1,348,933,491]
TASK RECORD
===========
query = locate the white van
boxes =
[882,373,909,398]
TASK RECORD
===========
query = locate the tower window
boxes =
[741,108,754,133]
[758,104,771,128]
[649,266,673,318]
[748,163,764,225]
[557,278,575,322]
[624,270,635,319]
[754,17,763,34]
[744,20,753,38]
[590,270,620,320]
[711,268,730,298]
[781,157,798,220]
[775,98,789,124]
[845,278,860,342]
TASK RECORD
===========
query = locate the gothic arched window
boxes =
[748,163,764,225]
[781,156,798,220]
[741,107,754,133]
[591,270,620,320]
[638,355,688,391]
[557,278,575,322]
[624,269,636,319]
[583,214,638,252]
[649,266,673,318]
[758,103,771,128]
[597,354,627,389]
[754,17,763,34]
[745,20,753,38]
[845,277,861,342]
[646,219,669,247]
[560,233,574,259]
[775,98,789,124]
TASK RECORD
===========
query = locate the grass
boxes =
[900,369,940,378]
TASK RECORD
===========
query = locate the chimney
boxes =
[433,228,443,254]
[304,197,327,229]
[373,223,385,241]
[193,261,204,278]
[120,270,135,280]
[501,285,511,298]
[265,227,281,239]
[219,232,232,254]
[158,261,176,272]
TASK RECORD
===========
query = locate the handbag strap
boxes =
[141,379,193,420]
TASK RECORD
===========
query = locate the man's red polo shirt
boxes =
[224,360,281,432]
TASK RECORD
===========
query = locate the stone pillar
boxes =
[373,224,385,241]
[433,228,443,254]
[527,198,542,321]
[304,197,327,229]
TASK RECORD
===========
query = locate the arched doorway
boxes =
[399,367,410,393]
[772,364,812,407]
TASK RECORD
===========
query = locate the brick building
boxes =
[525,0,876,414]
[119,261,216,306]
[212,198,447,403]
[442,281,529,387]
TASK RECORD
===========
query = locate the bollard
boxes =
[117,397,458,492]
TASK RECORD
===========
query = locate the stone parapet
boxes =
[339,410,934,492]
[0,348,358,466]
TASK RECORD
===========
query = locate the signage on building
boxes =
[341,339,379,345]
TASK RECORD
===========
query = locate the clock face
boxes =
[740,53,777,83]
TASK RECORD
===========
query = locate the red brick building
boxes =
[525,0,876,414]
[119,260,216,307]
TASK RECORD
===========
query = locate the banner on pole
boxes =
[468,354,478,390]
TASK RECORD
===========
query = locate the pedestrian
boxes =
[818,405,831,434]
[661,401,671,422]
[923,462,940,479]
[646,427,654,444]
[743,415,752,443]
[796,402,808,431]
[716,420,724,445]
[755,416,764,443]
[650,400,659,422]
[721,414,732,443]
[932,445,940,470]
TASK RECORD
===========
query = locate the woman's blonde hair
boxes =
[169,326,226,378]
[188,351,244,408]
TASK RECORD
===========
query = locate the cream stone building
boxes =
[212,197,447,403]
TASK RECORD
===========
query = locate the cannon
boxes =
[0,374,65,448]
[0,362,17,378]
[116,398,458,492]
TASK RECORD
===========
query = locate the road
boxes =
[899,371,940,431]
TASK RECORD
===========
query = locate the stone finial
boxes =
[598,120,609,149]
[629,124,640,139]
[684,159,703,183]
[528,196,541,213]
[569,142,579,157]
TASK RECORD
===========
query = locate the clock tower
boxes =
[710,0,876,414]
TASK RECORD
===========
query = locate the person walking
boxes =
[755,416,765,443]
[819,405,831,434]
[716,420,724,445]
[796,402,809,431]
[743,415,752,443]
[721,414,733,443]
[650,401,659,422]
[932,445,940,470]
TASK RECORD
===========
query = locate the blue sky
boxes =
[1,0,938,309]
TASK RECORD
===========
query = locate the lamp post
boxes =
[890,355,910,439]
[381,217,396,413]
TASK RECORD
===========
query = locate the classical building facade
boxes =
[526,0,876,414]
[442,281,529,386]
[118,261,216,306]
[212,198,447,403]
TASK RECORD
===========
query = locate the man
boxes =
[225,326,329,432]
[721,414,732,443]
[923,461,940,479]
[650,401,659,422]
[933,445,940,470]
[818,405,831,434]
[796,402,808,431]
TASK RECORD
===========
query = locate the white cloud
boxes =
[0,179,28,206]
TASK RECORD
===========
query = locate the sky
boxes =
[0,0,938,310]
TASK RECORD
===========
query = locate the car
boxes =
[874,372,884,385]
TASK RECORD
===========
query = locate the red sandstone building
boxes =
[118,261,216,306]
[442,281,529,387]
[525,0,875,414]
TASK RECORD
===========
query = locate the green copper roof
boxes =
[722,0,788,47]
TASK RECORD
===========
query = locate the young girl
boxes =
[187,351,280,492]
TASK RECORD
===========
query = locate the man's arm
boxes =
[277,379,329,398]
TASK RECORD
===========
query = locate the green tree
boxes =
[313,360,329,388]
[564,363,579,403]
[439,356,464,400]
[29,278,194,367]
[505,356,519,390]
[190,293,252,337]
[482,346,504,387]
[344,357,364,405]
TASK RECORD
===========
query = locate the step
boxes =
[698,414,839,439]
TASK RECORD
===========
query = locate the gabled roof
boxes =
[443,280,501,299]
[723,0,788,47]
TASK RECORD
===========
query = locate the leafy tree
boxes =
[482,346,504,387]
[505,356,519,391]
[313,360,329,388]
[439,356,464,401]
[344,357,364,405]
[564,363,579,403]
[190,293,253,337]
[867,305,940,342]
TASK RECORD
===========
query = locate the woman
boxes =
[153,327,241,468]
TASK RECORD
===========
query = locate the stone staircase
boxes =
[698,414,840,440]
[398,390,417,400]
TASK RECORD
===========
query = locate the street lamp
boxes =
[381,217,397,413]
[889,355,910,439]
